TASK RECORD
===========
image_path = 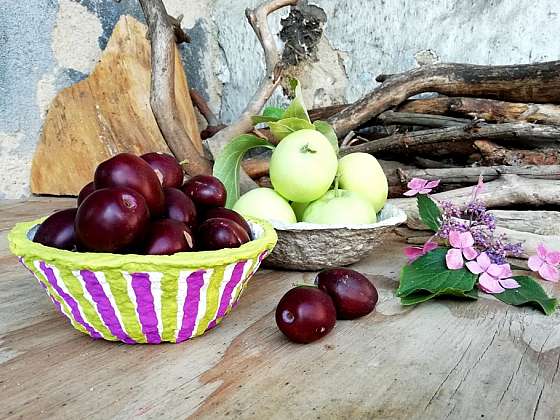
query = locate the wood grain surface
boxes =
[30,16,201,196]
[1,198,560,419]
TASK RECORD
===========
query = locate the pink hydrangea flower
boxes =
[404,240,438,263]
[528,243,560,282]
[445,231,479,269]
[403,178,440,196]
[466,252,519,293]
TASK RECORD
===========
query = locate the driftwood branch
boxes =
[400,96,560,126]
[377,110,470,128]
[189,89,219,127]
[168,14,191,44]
[139,0,212,175]
[398,165,560,185]
[339,122,560,156]
[489,210,560,236]
[390,175,560,231]
[206,0,298,159]
[328,60,560,137]
[474,140,560,166]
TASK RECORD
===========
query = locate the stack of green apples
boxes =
[233,130,388,226]
[214,79,388,226]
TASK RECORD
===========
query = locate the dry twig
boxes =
[139,0,211,175]
[339,122,560,156]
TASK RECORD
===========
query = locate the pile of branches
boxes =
[139,0,560,258]
[237,61,560,257]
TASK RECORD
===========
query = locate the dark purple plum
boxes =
[315,268,378,320]
[163,188,197,230]
[94,153,165,216]
[75,187,150,253]
[141,152,184,189]
[181,175,226,209]
[33,208,77,251]
[202,207,251,237]
[143,219,195,255]
[275,286,336,344]
[197,218,250,251]
[77,182,95,206]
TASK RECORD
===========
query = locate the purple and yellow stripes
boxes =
[17,247,270,344]
[129,273,162,344]
[207,260,250,330]
[79,270,136,344]
[175,270,207,342]
[35,261,101,339]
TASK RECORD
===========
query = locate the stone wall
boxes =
[1,0,559,198]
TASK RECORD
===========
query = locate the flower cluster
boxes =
[403,176,559,294]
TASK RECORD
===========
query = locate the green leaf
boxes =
[283,78,310,123]
[251,115,281,124]
[494,276,557,315]
[268,117,315,141]
[251,107,285,124]
[213,134,275,208]
[417,194,442,232]
[397,248,478,305]
[313,120,339,154]
[263,106,285,119]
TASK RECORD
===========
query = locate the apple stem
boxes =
[333,175,340,197]
[300,144,317,154]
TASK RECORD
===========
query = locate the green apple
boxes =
[269,129,338,203]
[338,152,388,212]
[233,188,297,224]
[291,201,309,222]
[302,189,377,225]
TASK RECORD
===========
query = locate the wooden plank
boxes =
[30,16,201,196]
[1,198,559,419]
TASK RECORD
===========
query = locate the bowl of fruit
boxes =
[231,146,406,271]
[9,153,277,344]
[213,79,407,271]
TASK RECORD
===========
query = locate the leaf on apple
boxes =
[313,120,339,154]
[417,194,442,232]
[251,106,285,124]
[213,134,275,208]
[268,117,315,141]
[493,276,557,315]
[397,248,478,305]
[282,78,311,123]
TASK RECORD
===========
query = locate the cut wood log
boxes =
[139,0,211,175]
[399,96,560,126]
[474,140,560,166]
[328,60,560,137]
[30,16,201,195]
[339,122,560,156]
[398,165,560,185]
[390,175,560,230]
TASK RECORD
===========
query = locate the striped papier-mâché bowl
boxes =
[8,217,277,344]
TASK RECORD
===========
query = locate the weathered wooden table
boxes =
[1,199,559,419]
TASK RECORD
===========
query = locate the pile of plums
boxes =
[275,268,378,344]
[33,152,252,255]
